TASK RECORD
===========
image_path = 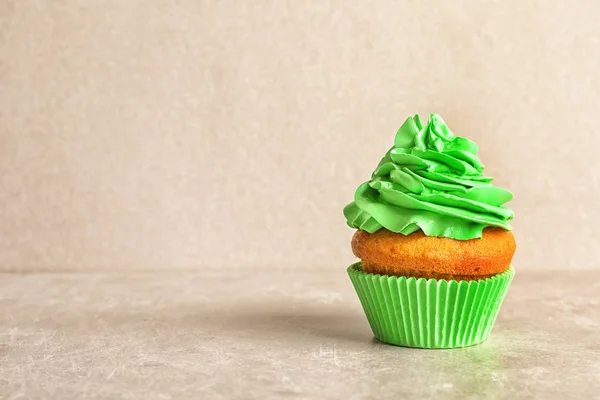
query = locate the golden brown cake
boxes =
[352,227,516,281]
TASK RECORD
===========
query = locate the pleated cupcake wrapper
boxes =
[347,263,514,349]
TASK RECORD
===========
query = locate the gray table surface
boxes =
[1,268,599,399]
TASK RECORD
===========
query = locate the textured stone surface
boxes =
[1,268,598,399]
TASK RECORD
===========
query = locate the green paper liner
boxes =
[347,263,514,349]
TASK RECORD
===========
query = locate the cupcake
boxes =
[344,114,516,348]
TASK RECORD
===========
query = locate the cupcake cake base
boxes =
[347,263,514,349]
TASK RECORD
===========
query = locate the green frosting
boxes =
[343,114,514,240]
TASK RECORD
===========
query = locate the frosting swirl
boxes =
[343,114,514,240]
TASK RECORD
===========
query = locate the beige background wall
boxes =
[0,1,598,271]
